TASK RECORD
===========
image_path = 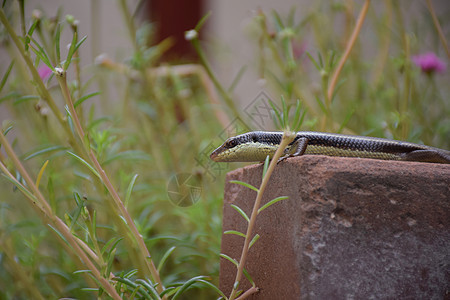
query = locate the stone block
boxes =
[219,155,450,299]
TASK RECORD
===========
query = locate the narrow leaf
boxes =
[306,51,320,70]
[24,145,68,161]
[0,60,14,93]
[249,234,260,249]
[337,107,354,133]
[67,151,101,179]
[135,279,161,300]
[194,279,227,298]
[224,230,246,238]
[1,174,36,202]
[55,23,62,63]
[314,95,327,114]
[194,11,211,31]
[230,204,250,223]
[28,36,53,69]
[228,65,247,93]
[74,91,100,108]
[262,155,270,179]
[220,253,238,267]
[229,180,259,192]
[35,160,49,189]
[125,174,139,208]
[157,246,176,273]
[258,196,289,214]
[171,276,208,300]
[268,98,283,129]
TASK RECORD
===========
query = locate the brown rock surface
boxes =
[219,155,450,299]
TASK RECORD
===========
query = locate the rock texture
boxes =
[219,155,450,299]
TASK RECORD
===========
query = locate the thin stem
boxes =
[426,0,450,59]
[229,131,296,300]
[235,286,259,300]
[191,38,249,128]
[56,71,165,294]
[0,9,86,158]
[327,0,370,101]
[0,132,121,300]
[0,9,65,125]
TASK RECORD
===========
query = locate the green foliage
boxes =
[0,1,448,299]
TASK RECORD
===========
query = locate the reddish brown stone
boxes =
[219,155,450,299]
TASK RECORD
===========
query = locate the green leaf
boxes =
[113,277,152,299]
[101,237,123,256]
[337,107,354,133]
[135,279,161,300]
[171,276,209,299]
[230,204,249,223]
[281,95,288,128]
[103,150,151,165]
[262,155,270,179]
[268,98,283,129]
[258,196,289,214]
[331,78,347,102]
[224,230,246,238]
[67,151,101,179]
[64,34,87,70]
[314,95,327,114]
[194,279,227,298]
[228,65,247,93]
[272,10,284,31]
[28,36,54,70]
[3,124,13,136]
[194,11,211,31]
[23,145,68,161]
[306,51,320,70]
[157,246,176,273]
[0,60,14,93]
[74,91,100,108]
[69,192,85,230]
[229,180,259,192]
[55,23,62,64]
[14,95,40,105]
[220,253,238,267]
[25,18,39,52]
[105,247,116,278]
[249,234,260,249]
[125,174,139,208]
[1,174,36,203]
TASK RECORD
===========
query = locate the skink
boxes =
[210,131,450,164]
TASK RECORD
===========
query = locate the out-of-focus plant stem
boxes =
[56,70,166,296]
[190,37,249,129]
[0,131,121,300]
[426,0,450,59]
[327,0,370,101]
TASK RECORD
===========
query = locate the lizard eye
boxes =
[225,138,237,148]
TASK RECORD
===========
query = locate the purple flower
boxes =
[38,65,52,80]
[412,52,446,74]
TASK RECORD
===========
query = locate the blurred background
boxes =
[0,0,449,299]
